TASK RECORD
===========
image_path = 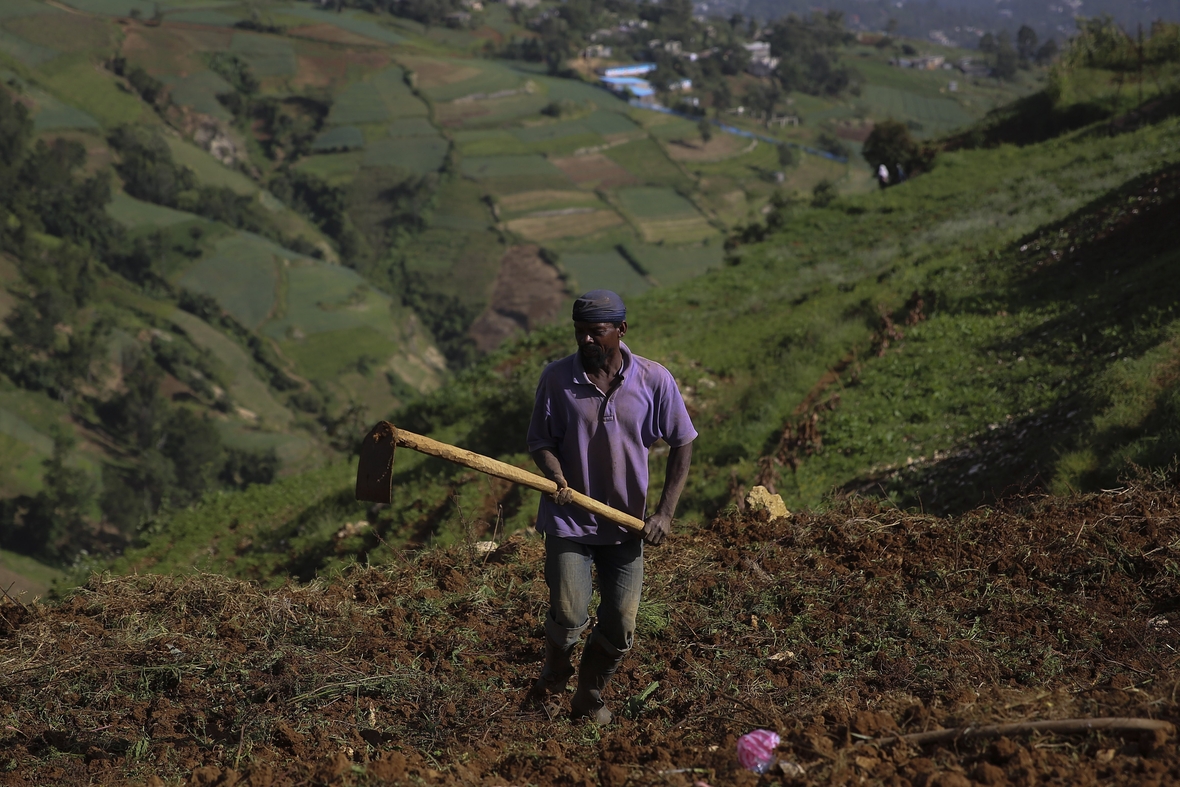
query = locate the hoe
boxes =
[354,421,647,532]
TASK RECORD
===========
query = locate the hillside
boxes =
[0,0,1050,587]
[4,483,1180,783]
[102,52,1180,584]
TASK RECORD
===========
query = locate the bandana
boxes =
[572,289,626,323]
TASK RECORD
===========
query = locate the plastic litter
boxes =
[736,728,780,773]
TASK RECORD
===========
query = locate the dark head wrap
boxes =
[572,289,626,323]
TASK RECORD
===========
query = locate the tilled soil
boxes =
[2,482,1179,786]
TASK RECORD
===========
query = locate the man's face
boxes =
[574,321,626,372]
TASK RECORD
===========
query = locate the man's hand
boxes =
[551,477,574,506]
[642,513,672,546]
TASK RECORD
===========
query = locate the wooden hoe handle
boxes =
[355,421,647,533]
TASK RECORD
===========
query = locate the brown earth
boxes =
[467,244,567,353]
[666,135,754,162]
[551,153,638,189]
[2,483,1180,785]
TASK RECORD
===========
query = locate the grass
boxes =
[615,187,700,220]
[0,0,58,19]
[165,71,236,121]
[229,32,297,78]
[434,92,551,129]
[860,84,974,137]
[165,136,258,195]
[263,261,403,339]
[293,151,363,186]
[460,154,563,179]
[55,0,161,15]
[106,192,203,229]
[280,325,399,379]
[169,309,294,430]
[559,250,650,298]
[27,87,99,131]
[0,29,59,67]
[311,125,365,152]
[164,9,238,26]
[414,58,521,103]
[0,547,62,599]
[36,54,144,127]
[388,117,438,137]
[280,7,406,45]
[327,69,427,126]
[362,136,448,172]
[175,232,287,330]
[603,138,691,189]
[627,243,723,287]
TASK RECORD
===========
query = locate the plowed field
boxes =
[2,482,1179,785]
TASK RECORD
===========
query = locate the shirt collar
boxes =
[572,341,631,387]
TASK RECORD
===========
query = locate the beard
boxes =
[580,344,607,372]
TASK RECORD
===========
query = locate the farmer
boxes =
[526,289,696,723]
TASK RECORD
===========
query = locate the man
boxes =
[526,289,696,723]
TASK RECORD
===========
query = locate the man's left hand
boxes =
[642,513,672,546]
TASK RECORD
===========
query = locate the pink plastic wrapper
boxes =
[736,728,780,773]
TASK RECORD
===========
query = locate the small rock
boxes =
[745,486,789,519]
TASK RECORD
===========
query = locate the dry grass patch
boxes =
[505,208,624,241]
[665,133,755,162]
[550,152,636,188]
[497,189,598,213]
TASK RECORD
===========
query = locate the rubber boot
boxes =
[570,641,623,724]
[527,639,576,714]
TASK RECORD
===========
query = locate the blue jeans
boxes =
[544,535,644,658]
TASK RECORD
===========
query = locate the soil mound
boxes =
[2,483,1179,785]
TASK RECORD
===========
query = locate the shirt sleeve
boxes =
[526,363,561,452]
[656,367,698,448]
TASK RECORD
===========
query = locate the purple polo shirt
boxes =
[526,342,697,544]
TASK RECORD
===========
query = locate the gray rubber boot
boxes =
[527,639,576,713]
[570,641,623,724]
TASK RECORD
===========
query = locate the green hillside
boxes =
[110,62,1180,583]
[0,0,1163,591]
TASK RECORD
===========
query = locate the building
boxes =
[598,63,657,78]
[599,76,655,99]
[743,41,779,77]
[580,44,612,58]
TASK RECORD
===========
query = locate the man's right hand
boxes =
[551,478,574,506]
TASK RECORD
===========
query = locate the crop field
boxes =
[665,132,754,162]
[861,84,974,136]
[560,250,650,297]
[584,109,640,136]
[550,151,636,188]
[538,74,631,110]
[626,242,722,286]
[497,189,601,216]
[293,151,362,185]
[604,137,691,188]
[0,29,59,66]
[615,186,700,220]
[387,117,437,137]
[36,56,142,127]
[264,261,403,340]
[176,232,286,329]
[362,135,448,173]
[215,423,317,472]
[280,324,399,380]
[165,136,258,194]
[168,309,294,430]
[311,125,364,152]
[434,92,550,129]
[0,0,55,19]
[27,87,99,130]
[281,7,406,46]
[7,12,114,52]
[56,0,161,16]
[326,69,426,125]
[106,192,202,229]
[506,208,624,242]
[428,177,492,231]
[461,153,562,179]
[229,32,297,77]
[165,9,238,26]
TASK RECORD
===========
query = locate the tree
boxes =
[979,32,997,54]
[777,142,797,169]
[862,119,930,185]
[811,179,837,207]
[698,118,713,144]
[1036,39,1059,64]
[1017,25,1038,61]
[995,37,1019,80]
